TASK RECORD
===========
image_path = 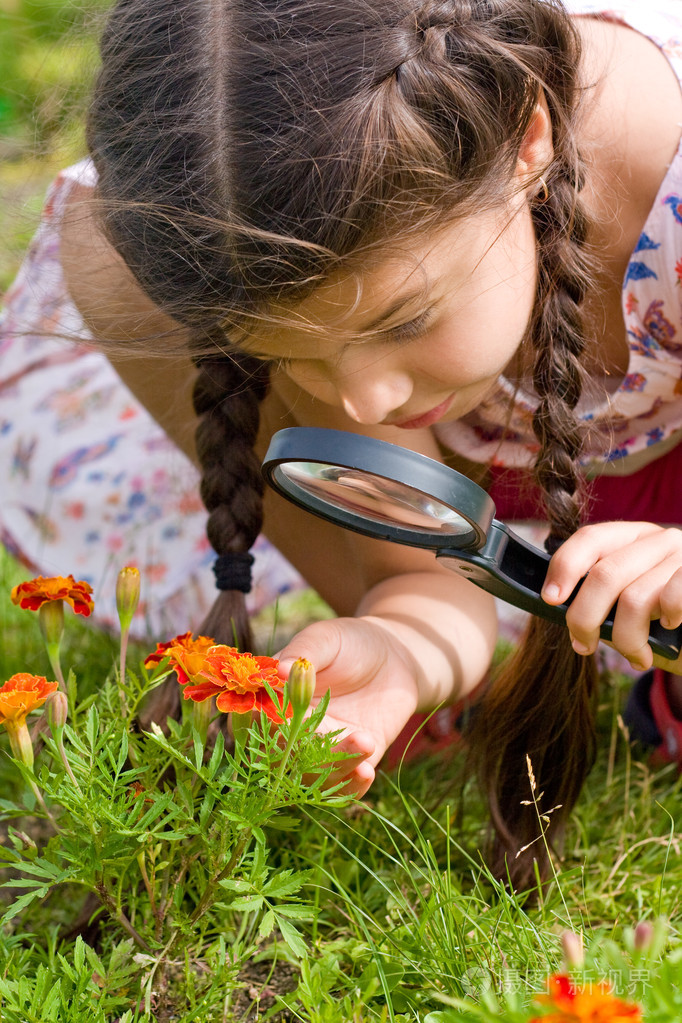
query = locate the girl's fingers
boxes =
[326,725,378,766]
[556,529,682,658]
[605,558,682,669]
[541,521,662,604]
[659,565,682,630]
[277,620,344,683]
[341,760,375,798]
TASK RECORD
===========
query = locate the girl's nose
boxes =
[284,353,414,424]
[336,364,414,426]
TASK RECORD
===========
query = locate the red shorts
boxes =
[488,441,682,528]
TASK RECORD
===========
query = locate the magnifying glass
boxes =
[262,427,682,659]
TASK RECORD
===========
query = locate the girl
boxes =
[5,0,682,887]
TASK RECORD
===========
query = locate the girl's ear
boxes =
[515,93,555,191]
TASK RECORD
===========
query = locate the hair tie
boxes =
[213,552,254,593]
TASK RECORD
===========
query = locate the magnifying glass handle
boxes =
[437,521,682,660]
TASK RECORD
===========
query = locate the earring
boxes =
[536,176,549,203]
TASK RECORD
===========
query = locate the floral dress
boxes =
[0,161,303,637]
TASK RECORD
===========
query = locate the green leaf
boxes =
[276,914,309,959]
[359,958,405,996]
[2,886,49,921]
[193,730,203,771]
[74,935,85,974]
[219,878,251,893]
[206,730,225,778]
[229,895,265,913]
[115,731,129,775]
[258,908,276,940]
[275,904,314,920]
[266,813,301,831]
[263,868,312,898]
[85,705,100,751]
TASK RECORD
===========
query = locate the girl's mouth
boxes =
[390,394,454,430]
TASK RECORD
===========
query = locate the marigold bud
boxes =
[288,657,316,715]
[46,691,68,731]
[116,566,141,632]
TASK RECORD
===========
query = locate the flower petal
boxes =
[183,681,222,703]
[215,690,257,714]
[10,575,94,617]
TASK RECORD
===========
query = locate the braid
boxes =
[469,152,600,893]
[192,337,271,649]
[530,164,590,549]
[139,339,269,730]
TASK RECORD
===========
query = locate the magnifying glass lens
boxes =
[276,461,474,536]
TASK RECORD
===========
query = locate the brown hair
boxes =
[88,0,597,888]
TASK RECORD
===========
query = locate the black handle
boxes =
[437,521,682,660]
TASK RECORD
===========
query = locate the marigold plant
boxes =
[10,575,94,617]
[530,974,643,1023]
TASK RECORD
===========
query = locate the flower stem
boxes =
[45,642,65,692]
[95,880,152,952]
[56,732,82,793]
[118,627,130,717]
[38,602,66,691]
[271,708,306,795]
[28,778,56,826]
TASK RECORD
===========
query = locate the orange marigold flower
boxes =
[11,575,94,617]
[0,673,59,729]
[530,974,642,1023]
[143,632,216,685]
[184,646,291,723]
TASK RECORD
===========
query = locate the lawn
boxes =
[0,553,680,1022]
[1,3,682,1022]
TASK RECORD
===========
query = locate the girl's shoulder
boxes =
[58,165,184,347]
[575,4,682,278]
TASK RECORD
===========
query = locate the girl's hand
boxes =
[277,616,425,797]
[541,521,682,673]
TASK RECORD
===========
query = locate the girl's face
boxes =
[242,195,538,430]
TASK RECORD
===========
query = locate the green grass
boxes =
[0,546,680,1021]
[0,0,106,292]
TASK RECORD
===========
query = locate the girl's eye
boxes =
[383,310,431,344]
